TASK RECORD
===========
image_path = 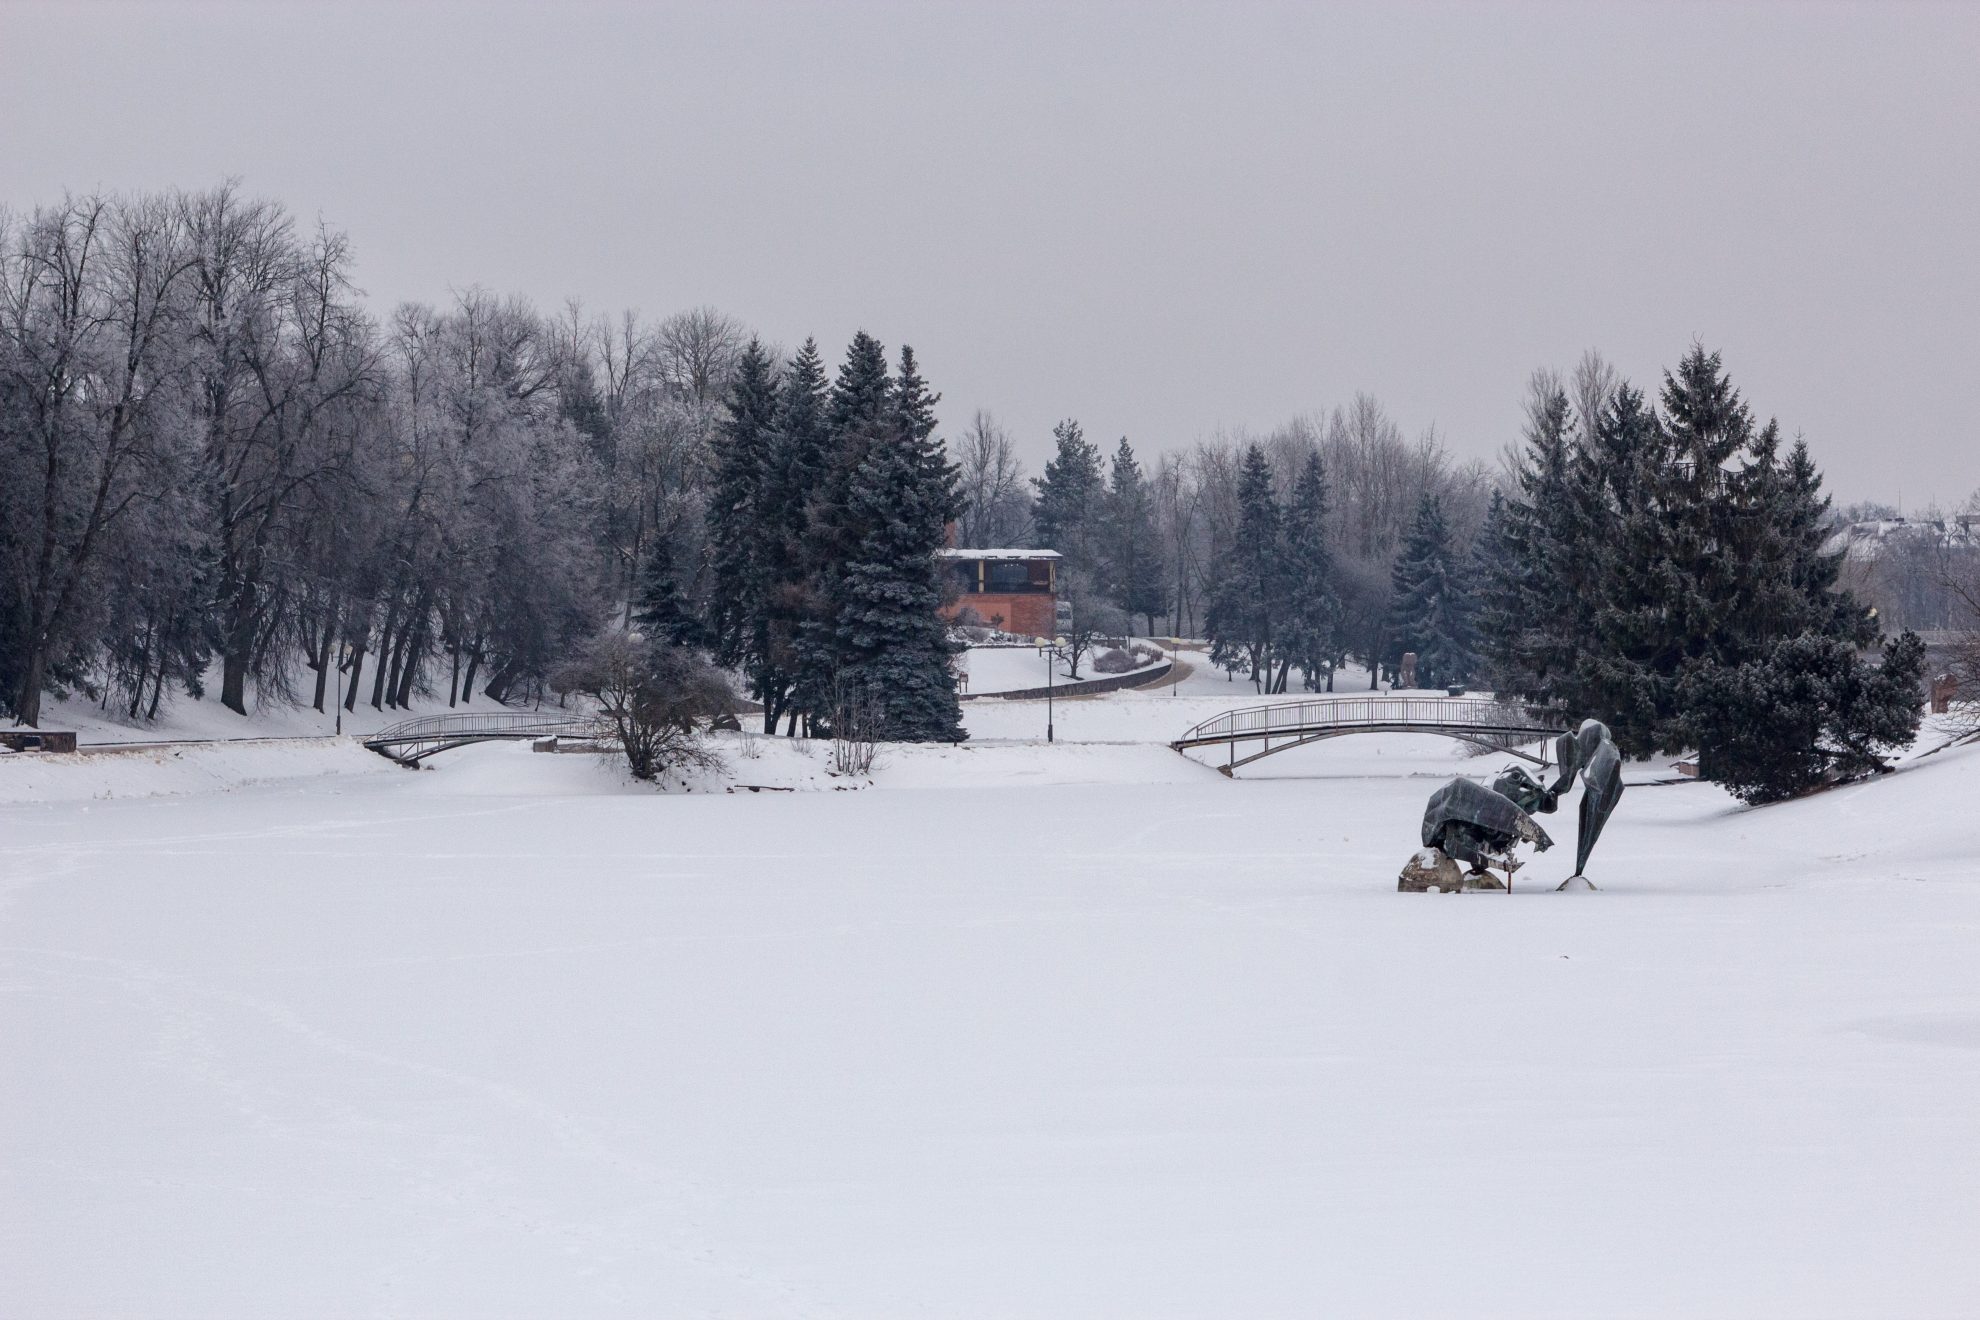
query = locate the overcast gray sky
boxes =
[3,0,1975,504]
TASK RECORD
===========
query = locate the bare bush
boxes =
[553,631,731,781]
[829,677,881,776]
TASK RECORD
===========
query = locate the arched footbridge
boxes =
[1172,695,1569,776]
[364,711,600,766]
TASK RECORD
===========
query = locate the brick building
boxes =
[938,548,1062,639]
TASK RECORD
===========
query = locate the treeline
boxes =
[2,185,1924,798]
[0,183,969,742]
[0,185,765,729]
[956,401,1494,690]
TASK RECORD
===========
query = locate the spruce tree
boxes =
[893,345,955,532]
[705,340,779,671]
[1473,489,1520,691]
[754,338,829,733]
[1205,444,1283,687]
[1479,381,1575,697]
[1686,631,1924,803]
[629,533,704,651]
[1384,494,1478,689]
[1278,450,1340,691]
[1593,347,1799,750]
[1030,419,1105,569]
[1101,437,1165,632]
[832,345,965,742]
[793,332,895,731]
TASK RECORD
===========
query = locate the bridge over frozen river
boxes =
[1172,694,1569,775]
[363,711,599,765]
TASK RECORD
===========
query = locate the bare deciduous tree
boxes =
[954,409,1030,547]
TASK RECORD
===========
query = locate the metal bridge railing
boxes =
[367,711,599,746]
[1173,695,1561,748]
[361,711,606,763]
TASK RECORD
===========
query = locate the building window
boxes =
[985,560,1052,593]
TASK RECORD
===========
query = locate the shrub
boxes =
[1092,648,1135,675]
[553,631,733,781]
[1686,631,1925,803]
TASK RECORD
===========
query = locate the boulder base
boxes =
[1398,848,1464,893]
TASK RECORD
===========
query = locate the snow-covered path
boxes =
[4,719,1979,1316]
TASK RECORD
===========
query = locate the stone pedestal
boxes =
[1398,848,1463,892]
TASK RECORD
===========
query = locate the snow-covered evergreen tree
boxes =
[630,533,705,651]
[1384,494,1478,689]
[831,345,965,742]
[1101,437,1165,632]
[1205,444,1283,688]
[1479,379,1576,697]
[1278,450,1340,691]
[752,338,829,732]
[705,339,779,670]
[1685,630,1925,803]
[1030,419,1104,570]
[791,332,894,732]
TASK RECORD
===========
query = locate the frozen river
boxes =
[5,690,1979,1317]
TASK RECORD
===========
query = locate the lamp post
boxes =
[1040,641,1055,743]
[333,643,347,737]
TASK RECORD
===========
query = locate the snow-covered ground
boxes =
[4,686,1978,1317]
[27,674,558,747]
[959,642,1164,694]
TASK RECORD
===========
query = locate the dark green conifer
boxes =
[1030,420,1105,570]
[831,345,965,742]
[630,533,704,651]
[1384,494,1478,689]
[705,339,780,670]
[1279,450,1340,691]
[1101,438,1165,632]
[753,338,830,733]
[1205,444,1283,687]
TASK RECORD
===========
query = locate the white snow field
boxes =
[5,676,1980,1317]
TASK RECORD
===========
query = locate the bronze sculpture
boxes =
[1400,718,1623,893]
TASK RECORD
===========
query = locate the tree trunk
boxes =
[370,598,402,710]
[309,630,332,712]
[371,632,395,710]
[393,615,425,709]
[14,649,47,728]
[220,652,249,716]
[393,595,433,709]
[344,643,366,713]
[461,644,482,706]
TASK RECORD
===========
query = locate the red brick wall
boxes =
[941,592,1057,638]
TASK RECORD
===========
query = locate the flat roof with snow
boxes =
[937,548,1061,560]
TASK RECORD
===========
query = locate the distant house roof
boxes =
[937,548,1062,560]
[1825,516,1980,562]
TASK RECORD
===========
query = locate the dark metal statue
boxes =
[1546,719,1624,887]
[1402,777,1553,891]
[1399,717,1623,893]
